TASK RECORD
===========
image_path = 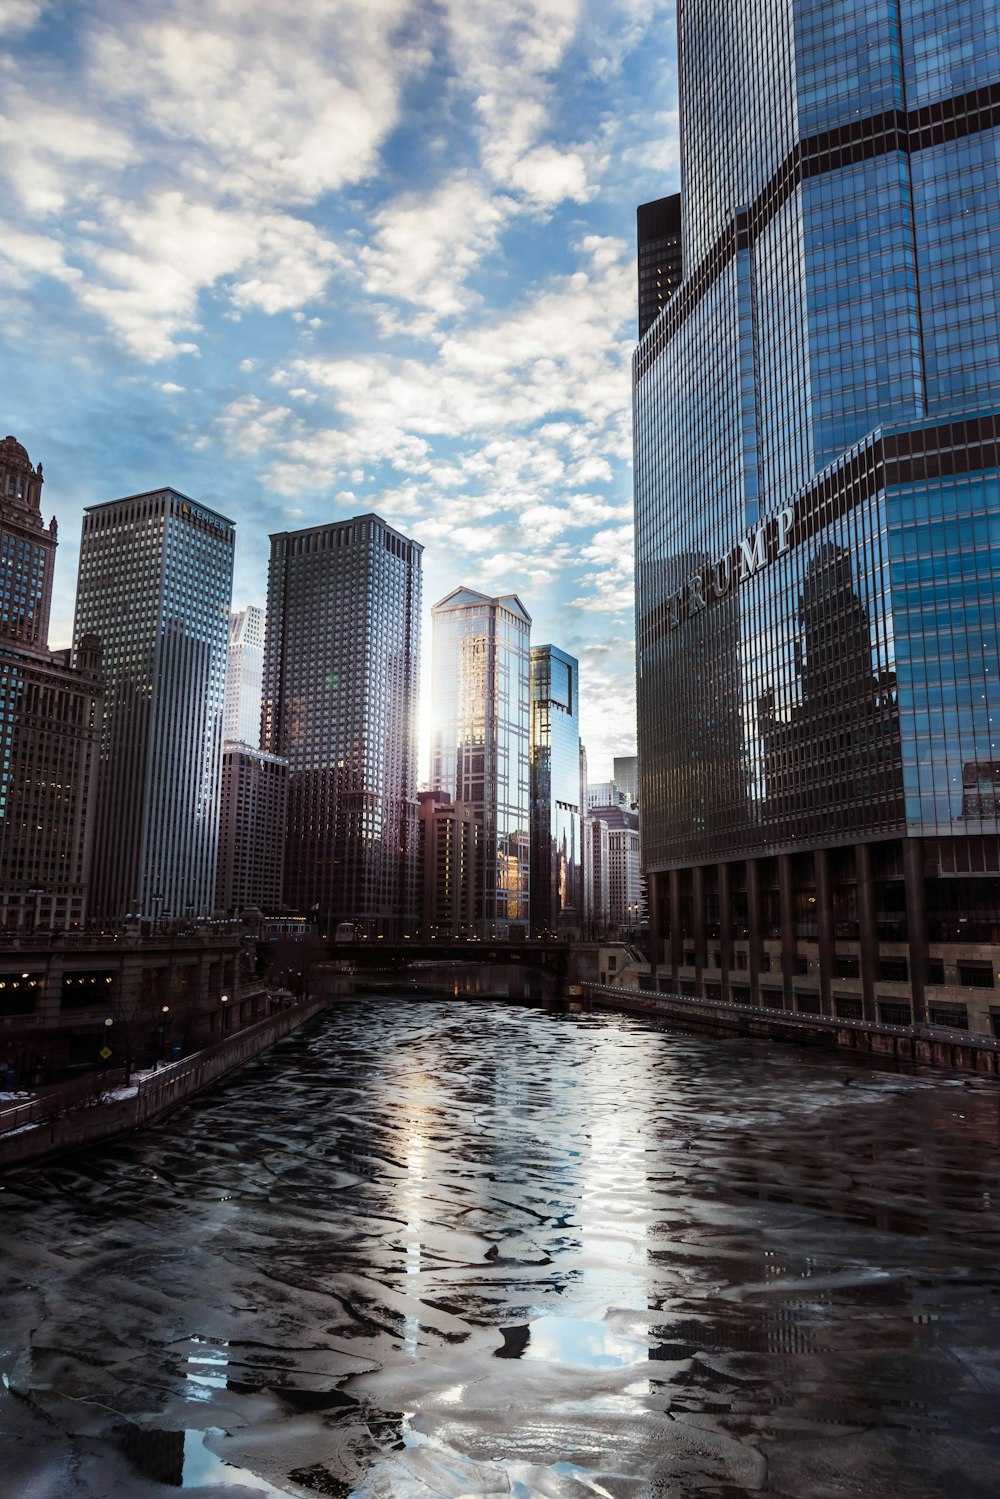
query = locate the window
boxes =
[929,1006,969,1030]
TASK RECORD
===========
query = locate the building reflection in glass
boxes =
[431,589,531,939]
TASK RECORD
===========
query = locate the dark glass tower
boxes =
[637,193,682,338]
[263,514,421,937]
[635,1,1000,1032]
[529,645,582,937]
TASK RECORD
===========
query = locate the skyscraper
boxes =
[637,193,682,338]
[262,514,421,936]
[613,755,639,808]
[529,644,582,937]
[74,489,234,923]
[635,3,1000,1030]
[0,436,103,931]
[224,605,265,748]
[216,744,288,915]
[416,789,478,938]
[431,589,531,939]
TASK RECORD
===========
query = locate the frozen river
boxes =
[2,997,999,1498]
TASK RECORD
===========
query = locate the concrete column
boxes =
[669,868,682,981]
[646,873,663,975]
[779,854,796,1009]
[815,847,834,1016]
[719,862,733,1001]
[856,841,878,1022]
[903,836,928,1024]
[747,858,762,1006]
[692,865,706,990]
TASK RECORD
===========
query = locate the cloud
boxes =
[0,1,42,37]
[360,175,516,326]
[90,0,423,207]
[73,193,343,360]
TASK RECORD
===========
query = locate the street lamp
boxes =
[102,1016,113,1079]
[159,1004,170,1065]
[220,993,229,1032]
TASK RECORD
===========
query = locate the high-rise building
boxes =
[637,193,682,338]
[216,744,288,915]
[586,782,632,812]
[613,755,639,807]
[0,436,103,932]
[431,588,531,939]
[589,804,644,932]
[635,2,1000,1031]
[262,514,421,937]
[416,789,478,938]
[529,645,582,937]
[583,814,611,935]
[74,489,234,923]
[224,606,265,748]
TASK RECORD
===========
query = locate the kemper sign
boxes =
[668,505,796,628]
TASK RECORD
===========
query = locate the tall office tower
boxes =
[637,194,682,338]
[262,515,422,937]
[583,815,611,935]
[431,589,531,939]
[74,489,235,923]
[216,744,288,914]
[589,805,644,931]
[529,645,582,937]
[416,789,478,937]
[635,2,1000,1032]
[0,435,55,647]
[613,755,639,807]
[224,606,265,748]
[587,782,632,812]
[0,437,103,930]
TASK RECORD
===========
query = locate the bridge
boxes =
[321,939,571,981]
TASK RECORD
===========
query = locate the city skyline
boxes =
[0,0,679,779]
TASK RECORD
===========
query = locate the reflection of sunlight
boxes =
[402,1121,427,1357]
[522,1315,648,1369]
[184,1335,229,1401]
[181,1428,290,1495]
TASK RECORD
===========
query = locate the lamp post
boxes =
[102,1016,113,1080]
[159,1004,170,1066]
[220,993,229,1033]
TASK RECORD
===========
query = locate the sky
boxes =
[0,0,679,780]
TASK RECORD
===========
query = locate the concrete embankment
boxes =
[582,983,1000,1077]
[0,995,332,1171]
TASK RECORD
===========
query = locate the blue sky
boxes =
[0,0,679,778]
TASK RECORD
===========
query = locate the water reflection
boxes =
[1,999,999,1498]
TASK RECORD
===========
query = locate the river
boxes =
[2,996,999,1497]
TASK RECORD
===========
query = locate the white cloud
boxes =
[73,193,342,360]
[360,175,516,324]
[0,1,42,37]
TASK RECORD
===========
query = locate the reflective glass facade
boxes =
[635,0,1000,1031]
[529,645,582,937]
[263,515,422,938]
[431,589,531,939]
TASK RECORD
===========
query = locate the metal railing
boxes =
[0,986,289,1138]
[584,983,1000,1053]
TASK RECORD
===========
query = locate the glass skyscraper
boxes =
[262,514,421,937]
[74,489,234,922]
[635,3,1000,1032]
[529,644,582,937]
[431,589,531,939]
